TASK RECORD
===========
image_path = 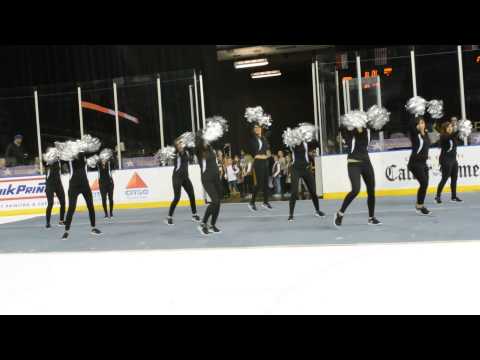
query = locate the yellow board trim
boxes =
[0,200,205,217]
[323,185,480,200]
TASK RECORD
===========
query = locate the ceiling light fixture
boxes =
[234,58,269,69]
[250,70,282,79]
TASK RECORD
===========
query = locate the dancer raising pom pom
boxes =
[245,106,274,212]
[334,109,388,228]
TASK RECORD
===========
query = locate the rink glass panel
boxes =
[0,86,39,174]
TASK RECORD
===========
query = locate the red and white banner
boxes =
[81,101,140,124]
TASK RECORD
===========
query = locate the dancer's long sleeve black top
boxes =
[98,160,114,184]
[408,120,430,163]
[439,133,459,161]
[249,135,270,157]
[291,141,316,169]
[172,149,192,178]
[68,156,89,188]
[342,128,371,161]
[197,147,219,179]
[45,161,62,186]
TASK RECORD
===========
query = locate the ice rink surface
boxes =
[2,193,480,314]
[1,192,480,253]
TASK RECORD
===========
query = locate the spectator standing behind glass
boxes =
[277,150,286,197]
[285,153,292,195]
[266,149,274,193]
[225,157,240,194]
[234,155,245,197]
[272,155,282,196]
[5,134,27,167]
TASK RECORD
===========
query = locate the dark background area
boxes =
[0,45,479,161]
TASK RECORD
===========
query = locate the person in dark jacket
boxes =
[407,117,432,215]
[288,140,325,222]
[62,154,102,240]
[44,159,66,229]
[248,125,273,212]
[195,135,222,236]
[5,134,27,166]
[435,119,463,204]
[165,140,201,225]
[334,125,382,227]
[97,157,115,220]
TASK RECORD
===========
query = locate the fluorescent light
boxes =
[250,70,282,79]
[234,58,269,69]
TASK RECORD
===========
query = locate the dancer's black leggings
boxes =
[289,166,319,216]
[251,159,270,204]
[65,185,96,231]
[436,160,458,199]
[168,175,197,217]
[340,160,376,218]
[202,177,222,226]
[45,183,66,225]
[408,161,429,205]
[100,181,114,217]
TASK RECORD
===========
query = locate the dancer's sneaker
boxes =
[248,203,258,212]
[416,207,432,216]
[288,216,295,223]
[451,197,463,203]
[209,225,222,234]
[46,224,51,229]
[58,221,65,227]
[314,210,326,218]
[334,212,343,228]
[434,197,442,204]
[91,228,102,236]
[61,232,69,240]
[198,223,210,236]
[368,217,382,225]
[192,214,201,223]
[262,202,273,211]
[164,217,174,226]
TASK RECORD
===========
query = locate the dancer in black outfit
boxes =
[45,159,66,229]
[195,136,222,235]
[288,141,325,222]
[98,158,115,219]
[165,140,201,225]
[435,120,463,204]
[407,117,432,215]
[62,155,102,239]
[248,124,273,211]
[334,127,382,227]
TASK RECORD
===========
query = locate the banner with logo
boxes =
[0,165,204,216]
[317,146,480,199]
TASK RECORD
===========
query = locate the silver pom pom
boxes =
[245,106,272,128]
[155,146,177,166]
[282,127,302,148]
[405,96,427,116]
[257,114,272,129]
[43,147,59,165]
[458,119,472,141]
[426,99,444,119]
[244,106,264,123]
[202,116,228,144]
[175,132,196,150]
[341,110,368,131]
[79,134,102,153]
[366,105,391,130]
[55,140,81,161]
[297,122,317,143]
[99,148,114,162]
[86,155,100,168]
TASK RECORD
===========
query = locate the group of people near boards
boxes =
[43,98,472,237]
